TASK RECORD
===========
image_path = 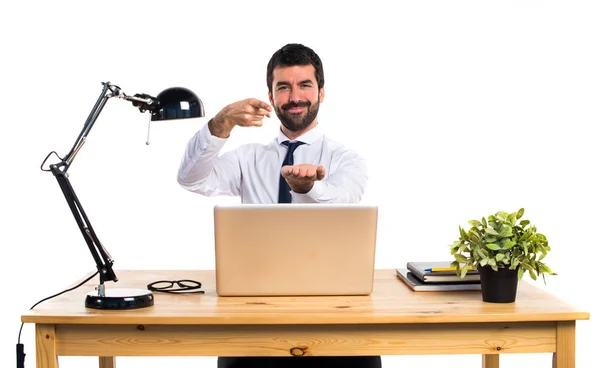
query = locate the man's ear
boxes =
[319,87,325,103]
[268,91,274,106]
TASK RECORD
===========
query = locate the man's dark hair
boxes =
[266,43,324,94]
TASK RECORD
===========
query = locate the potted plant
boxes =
[450,208,556,303]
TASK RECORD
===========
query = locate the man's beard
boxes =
[275,100,320,132]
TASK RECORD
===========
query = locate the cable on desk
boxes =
[16,270,99,368]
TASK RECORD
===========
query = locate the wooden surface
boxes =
[22,269,589,368]
[50,321,558,356]
[482,355,500,368]
[22,269,589,325]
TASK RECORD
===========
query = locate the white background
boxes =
[1,1,598,367]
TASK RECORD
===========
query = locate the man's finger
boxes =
[255,109,271,118]
[248,98,271,118]
[304,167,317,177]
[316,166,326,180]
[281,166,293,175]
[248,98,272,112]
[297,167,308,177]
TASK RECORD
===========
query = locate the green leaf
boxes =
[517,208,525,219]
[522,262,534,271]
[529,269,537,280]
[502,240,516,249]
[485,243,501,251]
[468,220,482,228]
[495,253,504,262]
[498,225,513,238]
[496,211,509,222]
[468,232,480,243]
[485,228,499,236]
[460,265,469,278]
[540,264,554,274]
[518,266,524,280]
[454,254,468,263]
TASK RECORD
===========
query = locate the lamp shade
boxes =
[151,87,205,121]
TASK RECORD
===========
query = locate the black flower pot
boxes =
[478,266,519,303]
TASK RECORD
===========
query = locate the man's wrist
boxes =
[208,116,233,138]
[290,181,314,194]
[291,181,324,203]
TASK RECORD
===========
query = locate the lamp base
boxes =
[85,288,154,310]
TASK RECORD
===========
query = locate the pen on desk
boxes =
[425,267,471,272]
[425,267,454,272]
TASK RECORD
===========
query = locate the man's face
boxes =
[269,65,324,132]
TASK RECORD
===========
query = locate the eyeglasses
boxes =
[147,279,205,294]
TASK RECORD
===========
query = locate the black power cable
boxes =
[16,271,99,368]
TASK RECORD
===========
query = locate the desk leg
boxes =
[35,324,58,368]
[99,357,116,368]
[482,354,499,368]
[553,321,575,368]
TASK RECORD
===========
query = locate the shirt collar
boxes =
[277,124,323,145]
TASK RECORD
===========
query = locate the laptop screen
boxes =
[213,204,378,296]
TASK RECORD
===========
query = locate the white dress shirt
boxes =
[177,123,367,204]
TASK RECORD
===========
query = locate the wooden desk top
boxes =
[21,269,589,325]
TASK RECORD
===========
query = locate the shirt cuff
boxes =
[291,181,325,203]
[197,122,228,151]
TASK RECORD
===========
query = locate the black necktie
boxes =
[278,141,305,203]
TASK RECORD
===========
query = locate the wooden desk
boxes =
[21,269,589,368]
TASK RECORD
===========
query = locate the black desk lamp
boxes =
[40,81,204,309]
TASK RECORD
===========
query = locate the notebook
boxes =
[396,268,481,292]
[406,261,480,283]
[213,203,378,296]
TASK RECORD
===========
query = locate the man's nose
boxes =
[289,86,301,102]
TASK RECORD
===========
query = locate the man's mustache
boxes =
[282,101,311,111]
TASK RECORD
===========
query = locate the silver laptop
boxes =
[214,203,378,296]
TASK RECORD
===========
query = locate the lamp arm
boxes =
[61,82,158,169]
[41,81,146,295]
[48,165,118,290]
[62,82,116,168]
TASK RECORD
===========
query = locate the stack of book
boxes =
[396,261,481,291]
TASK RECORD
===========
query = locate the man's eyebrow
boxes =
[275,79,314,87]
